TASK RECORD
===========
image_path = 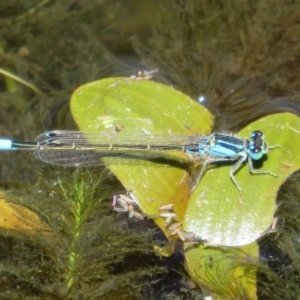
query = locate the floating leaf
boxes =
[183,112,300,299]
[70,77,213,236]
[0,191,55,242]
[71,78,300,298]
[184,242,259,299]
[183,112,300,246]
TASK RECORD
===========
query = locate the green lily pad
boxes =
[70,77,213,236]
[184,242,259,299]
[183,112,300,246]
[71,78,300,298]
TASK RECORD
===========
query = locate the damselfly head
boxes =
[248,130,268,160]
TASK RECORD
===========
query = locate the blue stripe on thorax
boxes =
[187,133,247,158]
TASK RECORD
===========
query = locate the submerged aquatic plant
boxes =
[0,167,172,299]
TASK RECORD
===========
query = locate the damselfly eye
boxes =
[250,130,263,141]
[248,130,267,160]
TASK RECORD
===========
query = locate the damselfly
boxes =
[0,130,276,198]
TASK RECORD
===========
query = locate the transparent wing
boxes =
[33,130,205,167]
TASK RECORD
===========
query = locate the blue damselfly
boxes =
[0,130,276,198]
